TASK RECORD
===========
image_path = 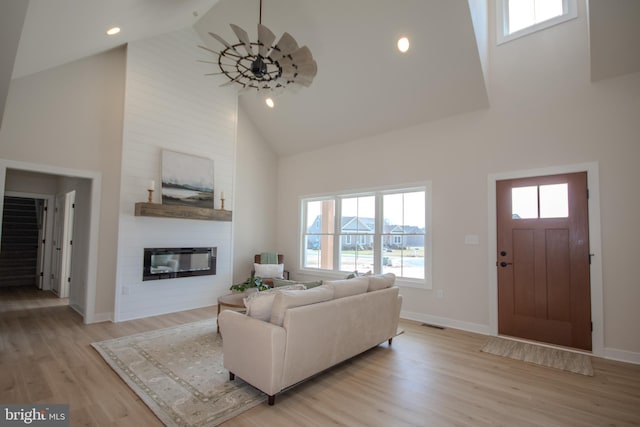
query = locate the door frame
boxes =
[488,162,603,356]
[0,159,102,323]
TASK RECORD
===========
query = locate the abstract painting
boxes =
[162,150,214,209]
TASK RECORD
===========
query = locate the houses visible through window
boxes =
[496,0,577,45]
[301,185,431,287]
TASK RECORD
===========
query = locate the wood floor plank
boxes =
[1,287,639,426]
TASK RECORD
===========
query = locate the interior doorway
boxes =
[496,172,591,351]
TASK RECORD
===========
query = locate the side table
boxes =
[217,292,247,333]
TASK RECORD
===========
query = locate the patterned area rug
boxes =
[481,337,594,376]
[92,319,265,426]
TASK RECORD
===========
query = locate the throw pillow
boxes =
[270,286,334,326]
[272,278,323,288]
[253,263,285,279]
[367,273,396,291]
[243,284,306,321]
[345,270,372,279]
[323,276,369,299]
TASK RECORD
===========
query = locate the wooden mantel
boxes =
[134,203,232,221]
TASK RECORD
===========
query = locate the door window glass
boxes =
[540,183,568,218]
[511,186,538,219]
[512,183,569,219]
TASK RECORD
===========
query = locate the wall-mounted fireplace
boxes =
[143,247,216,281]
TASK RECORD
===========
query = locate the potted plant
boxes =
[230,276,269,293]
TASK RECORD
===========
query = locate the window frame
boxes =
[299,183,432,289]
[496,0,578,45]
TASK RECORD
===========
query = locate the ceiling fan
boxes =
[200,0,317,92]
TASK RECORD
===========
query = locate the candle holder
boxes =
[147,189,154,203]
[220,197,226,210]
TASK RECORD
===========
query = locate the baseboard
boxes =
[400,310,491,335]
[603,347,640,365]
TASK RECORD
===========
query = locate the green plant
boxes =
[229,276,269,292]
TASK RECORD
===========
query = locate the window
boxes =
[301,185,431,288]
[511,183,569,219]
[496,0,577,45]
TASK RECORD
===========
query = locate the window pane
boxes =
[508,0,563,34]
[342,196,375,233]
[381,236,425,279]
[304,235,333,270]
[534,0,563,23]
[509,0,535,33]
[512,186,538,219]
[540,183,568,218]
[304,199,335,270]
[339,235,374,273]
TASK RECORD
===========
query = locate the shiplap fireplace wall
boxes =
[114,29,237,321]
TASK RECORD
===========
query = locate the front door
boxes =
[496,172,591,351]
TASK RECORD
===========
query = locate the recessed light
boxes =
[397,37,410,53]
[265,98,275,108]
[106,27,121,36]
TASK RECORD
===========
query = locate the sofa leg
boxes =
[388,338,393,346]
[229,372,235,381]
[268,395,275,406]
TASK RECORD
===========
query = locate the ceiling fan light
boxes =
[265,98,275,108]
[397,37,410,53]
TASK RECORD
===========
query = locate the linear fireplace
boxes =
[143,247,216,281]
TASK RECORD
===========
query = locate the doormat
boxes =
[92,319,265,426]
[481,337,594,376]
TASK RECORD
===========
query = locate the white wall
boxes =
[276,1,640,361]
[232,107,278,284]
[115,29,238,321]
[0,47,126,321]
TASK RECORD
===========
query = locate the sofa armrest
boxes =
[218,310,287,396]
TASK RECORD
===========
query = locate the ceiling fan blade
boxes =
[269,32,298,61]
[257,24,276,58]
[288,46,313,65]
[230,24,253,56]
[208,32,233,49]
[296,61,318,79]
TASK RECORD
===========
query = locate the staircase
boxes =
[0,197,39,288]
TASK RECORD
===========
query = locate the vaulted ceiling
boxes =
[1,0,639,156]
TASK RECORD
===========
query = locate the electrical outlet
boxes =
[436,289,444,299]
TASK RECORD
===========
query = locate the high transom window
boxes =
[301,184,431,288]
[497,0,578,45]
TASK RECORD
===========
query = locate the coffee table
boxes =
[217,292,247,333]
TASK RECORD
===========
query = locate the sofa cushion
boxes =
[367,273,396,291]
[272,278,323,289]
[323,277,369,299]
[270,286,334,326]
[253,263,285,279]
[244,285,306,321]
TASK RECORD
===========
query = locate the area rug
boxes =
[481,337,594,376]
[92,319,265,426]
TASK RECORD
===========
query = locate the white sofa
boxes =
[218,274,402,405]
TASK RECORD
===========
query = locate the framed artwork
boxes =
[161,150,214,209]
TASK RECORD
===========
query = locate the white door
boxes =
[59,191,75,299]
[51,195,64,295]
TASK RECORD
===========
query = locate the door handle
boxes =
[500,261,512,267]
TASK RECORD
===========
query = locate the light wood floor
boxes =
[1,287,639,426]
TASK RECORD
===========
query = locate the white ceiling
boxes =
[4,0,639,157]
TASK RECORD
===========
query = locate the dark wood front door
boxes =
[497,172,591,351]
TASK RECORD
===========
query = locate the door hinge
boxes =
[587,188,590,199]
[67,277,71,283]
[591,322,593,332]
[72,203,75,209]
[44,206,48,212]
[589,253,595,264]
[40,272,44,277]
